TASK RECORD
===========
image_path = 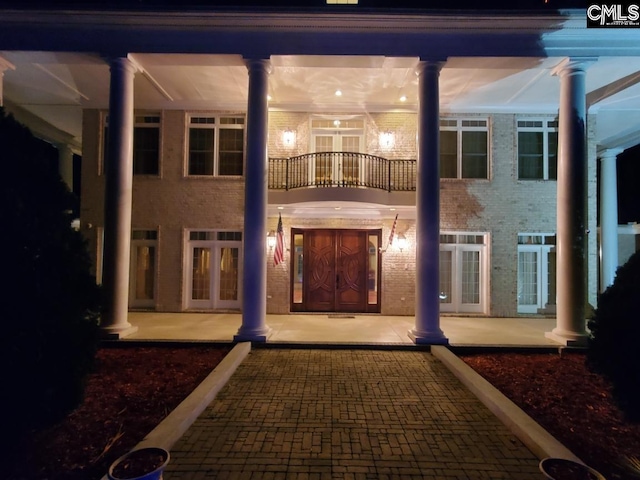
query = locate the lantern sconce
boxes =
[282,128,296,148]
[396,233,408,252]
[266,230,276,250]
[379,131,395,150]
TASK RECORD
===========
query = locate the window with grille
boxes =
[187,116,245,176]
[439,119,489,179]
[517,119,558,180]
[102,114,161,175]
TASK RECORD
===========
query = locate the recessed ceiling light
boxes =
[267,95,272,101]
[335,89,342,97]
[277,206,284,210]
[334,206,342,210]
[399,95,407,102]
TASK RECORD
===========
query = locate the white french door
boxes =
[439,233,488,314]
[129,230,157,309]
[187,232,242,310]
[313,134,363,185]
[517,239,556,314]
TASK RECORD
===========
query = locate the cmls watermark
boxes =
[587,3,640,27]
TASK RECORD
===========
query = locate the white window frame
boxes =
[101,112,161,176]
[517,118,558,180]
[310,116,365,185]
[186,114,245,177]
[517,233,556,314]
[439,232,489,314]
[184,230,243,310]
[129,230,158,309]
[440,118,490,180]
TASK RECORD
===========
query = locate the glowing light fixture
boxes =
[399,95,407,102]
[267,230,276,249]
[396,233,408,252]
[379,131,395,149]
[335,89,342,96]
[282,128,296,147]
[333,119,341,127]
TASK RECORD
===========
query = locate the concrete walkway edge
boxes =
[431,345,582,464]
[136,342,252,451]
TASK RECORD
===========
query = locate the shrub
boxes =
[0,108,102,445]
[587,250,640,421]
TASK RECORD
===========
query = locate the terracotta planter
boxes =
[107,447,170,480]
[539,457,606,480]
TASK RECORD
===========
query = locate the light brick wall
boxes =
[81,109,598,317]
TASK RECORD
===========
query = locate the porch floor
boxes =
[124,312,562,347]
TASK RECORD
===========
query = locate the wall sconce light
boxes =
[396,233,408,252]
[282,128,296,147]
[267,230,276,249]
[379,131,395,149]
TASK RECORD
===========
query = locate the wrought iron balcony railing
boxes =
[268,152,416,192]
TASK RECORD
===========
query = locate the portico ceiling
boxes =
[1,8,640,153]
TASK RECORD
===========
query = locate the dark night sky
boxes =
[0,0,588,11]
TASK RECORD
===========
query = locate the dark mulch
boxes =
[5,344,231,480]
[462,350,640,480]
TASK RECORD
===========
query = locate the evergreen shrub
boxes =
[0,107,102,442]
[587,250,640,421]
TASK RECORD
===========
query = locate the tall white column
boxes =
[101,56,138,338]
[57,143,74,192]
[409,60,448,345]
[235,58,271,342]
[600,148,622,291]
[547,58,594,346]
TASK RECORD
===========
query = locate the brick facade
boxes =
[80,109,598,317]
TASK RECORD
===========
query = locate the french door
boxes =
[517,234,556,314]
[439,233,488,314]
[186,231,242,310]
[291,229,381,313]
[311,116,364,185]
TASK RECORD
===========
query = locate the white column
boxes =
[600,148,622,291]
[409,60,448,345]
[547,58,595,346]
[101,56,138,338]
[0,56,16,106]
[235,58,271,342]
[57,143,74,192]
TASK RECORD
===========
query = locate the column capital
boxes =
[103,55,140,75]
[244,58,272,75]
[599,147,624,161]
[415,59,446,77]
[551,57,598,78]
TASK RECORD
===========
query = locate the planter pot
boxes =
[539,457,606,480]
[107,447,170,480]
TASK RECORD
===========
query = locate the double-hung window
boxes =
[517,119,558,180]
[187,116,245,176]
[103,113,160,175]
[440,119,489,179]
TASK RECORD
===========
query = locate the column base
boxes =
[408,328,449,345]
[234,326,272,343]
[545,328,589,347]
[101,324,139,340]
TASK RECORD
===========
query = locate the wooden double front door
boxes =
[291,229,381,313]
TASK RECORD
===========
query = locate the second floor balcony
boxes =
[268,152,417,192]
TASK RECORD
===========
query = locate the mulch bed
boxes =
[5,344,231,480]
[461,350,640,480]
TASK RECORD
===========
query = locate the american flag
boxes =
[274,213,285,266]
[388,213,398,246]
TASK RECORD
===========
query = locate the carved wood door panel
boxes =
[304,229,367,312]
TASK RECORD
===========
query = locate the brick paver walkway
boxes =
[164,349,541,479]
